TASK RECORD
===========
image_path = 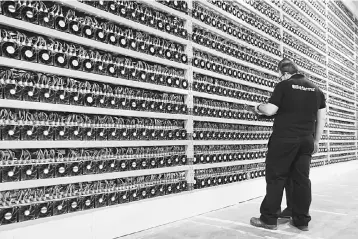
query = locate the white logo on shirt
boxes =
[292,85,315,92]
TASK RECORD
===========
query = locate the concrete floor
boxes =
[119,164,358,239]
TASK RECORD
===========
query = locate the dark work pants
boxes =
[260,135,313,226]
[275,179,293,215]
[284,178,293,212]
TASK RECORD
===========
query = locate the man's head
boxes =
[278,58,299,81]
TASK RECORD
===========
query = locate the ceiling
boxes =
[341,0,358,19]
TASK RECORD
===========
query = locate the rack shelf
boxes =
[328,64,354,82]
[313,152,329,158]
[0,140,189,149]
[328,115,356,123]
[305,0,326,20]
[328,140,358,143]
[282,11,326,44]
[316,0,326,9]
[328,57,355,80]
[193,67,274,93]
[0,58,188,95]
[329,1,355,33]
[327,77,356,92]
[329,147,357,151]
[283,43,326,69]
[328,48,355,69]
[193,140,268,146]
[239,1,280,28]
[327,33,355,61]
[284,0,326,33]
[282,12,326,48]
[0,16,189,70]
[284,29,326,56]
[198,0,281,44]
[327,9,355,43]
[191,18,281,60]
[193,158,265,170]
[326,103,356,113]
[311,159,327,165]
[61,1,189,45]
[0,100,189,120]
[330,151,357,157]
[0,165,189,191]
[328,92,355,104]
[193,43,278,75]
[193,91,260,107]
[327,24,355,51]
[328,128,357,132]
[137,0,188,19]
[264,0,281,11]
[193,116,273,126]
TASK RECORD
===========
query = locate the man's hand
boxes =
[254,104,264,115]
[252,103,278,116]
[312,140,319,155]
[244,104,264,115]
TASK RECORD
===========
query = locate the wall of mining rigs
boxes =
[0,0,358,238]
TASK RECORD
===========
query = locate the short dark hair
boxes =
[278,58,298,74]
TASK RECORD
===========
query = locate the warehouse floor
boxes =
[120,164,358,239]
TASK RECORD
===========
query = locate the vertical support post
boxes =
[352,11,356,161]
[184,0,195,190]
[279,0,283,57]
[355,36,357,161]
[325,1,330,165]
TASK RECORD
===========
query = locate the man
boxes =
[249,58,326,231]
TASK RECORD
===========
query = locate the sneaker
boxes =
[290,220,309,231]
[250,217,278,230]
[278,208,292,218]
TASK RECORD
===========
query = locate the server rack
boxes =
[0,0,357,235]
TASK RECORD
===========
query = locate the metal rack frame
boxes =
[0,0,357,234]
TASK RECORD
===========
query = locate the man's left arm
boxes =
[255,82,283,116]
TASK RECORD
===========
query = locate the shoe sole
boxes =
[290,222,309,231]
[250,221,278,230]
[296,226,309,231]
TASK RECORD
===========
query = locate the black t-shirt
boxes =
[269,74,326,137]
